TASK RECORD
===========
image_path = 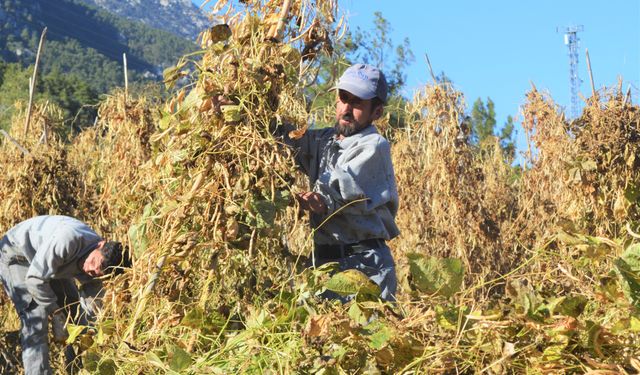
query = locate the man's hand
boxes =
[51,311,69,344]
[296,192,328,215]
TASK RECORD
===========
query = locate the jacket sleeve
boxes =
[25,231,79,315]
[313,139,397,217]
[79,279,104,322]
[276,122,332,177]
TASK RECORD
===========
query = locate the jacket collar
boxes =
[335,124,377,149]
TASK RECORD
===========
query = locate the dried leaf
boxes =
[208,24,232,44]
[225,218,239,240]
[288,126,307,140]
[305,315,331,338]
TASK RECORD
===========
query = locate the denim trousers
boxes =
[314,242,397,302]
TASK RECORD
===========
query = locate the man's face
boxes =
[81,244,106,277]
[335,90,382,137]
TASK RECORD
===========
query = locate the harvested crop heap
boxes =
[392,83,520,282]
[388,82,640,372]
[68,92,157,237]
[0,102,94,372]
[62,0,352,373]
[0,102,87,228]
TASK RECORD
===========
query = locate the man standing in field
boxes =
[285,64,399,301]
[0,215,130,374]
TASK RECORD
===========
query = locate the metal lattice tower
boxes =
[561,25,584,118]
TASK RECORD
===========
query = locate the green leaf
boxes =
[407,254,464,297]
[160,200,180,215]
[325,269,381,298]
[97,358,117,375]
[598,276,621,302]
[363,320,395,350]
[348,303,368,325]
[556,230,584,245]
[586,320,603,353]
[83,351,100,372]
[220,105,242,122]
[624,243,640,265]
[246,309,270,329]
[158,112,174,130]
[170,150,189,164]
[273,190,291,211]
[612,315,640,334]
[625,183,640,203]
[182,89,200,112]
[314,261,340,274]
[614,243,640,307]
[250,199,277,229]
[435,304,461,331]
[523,293,547,322]
[168,345,192,373]
[557,295,588,317]
[180,307,227,333]
[128,204,154,257]
[331,344,348,360]
[128,224,148,257]
[163,60,188,89]
[92,320,116,345]
[369,326,394,350]
[181,307,204,328]
[163,66,181,87]
[542,296,565,316]
[145,351,166,370]
[541,334,569,362]
[65,324,85,345]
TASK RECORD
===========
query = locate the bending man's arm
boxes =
[25,232,79,315]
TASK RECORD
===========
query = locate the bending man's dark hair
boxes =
[372,97,385,109]
[100,241,131,275]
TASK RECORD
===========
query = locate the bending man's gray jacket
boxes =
[285,124,400,245]
[3,215,103,315]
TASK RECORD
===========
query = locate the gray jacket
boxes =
[287,124,400,245]
[4,215,103,314]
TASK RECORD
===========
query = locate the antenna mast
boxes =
[561,25,584,119]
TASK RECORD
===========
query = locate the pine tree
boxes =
[470,97,515,159]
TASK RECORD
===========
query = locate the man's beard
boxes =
[334,121,358,137]
[334,114,366,137]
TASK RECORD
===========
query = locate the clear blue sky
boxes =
[193,0,640,159]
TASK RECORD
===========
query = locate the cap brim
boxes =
[335,81,377,100]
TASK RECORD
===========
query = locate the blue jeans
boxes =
[0,236,51,375]
[314,242,397,302]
